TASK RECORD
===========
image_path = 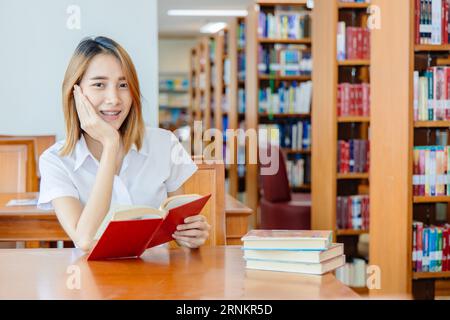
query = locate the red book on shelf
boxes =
[356,28,363,59]
[443,0,449,45]
[87,194,211,261]
[337,84,342,116]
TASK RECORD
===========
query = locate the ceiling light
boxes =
[200,22,227,34]
[167,9,248,17]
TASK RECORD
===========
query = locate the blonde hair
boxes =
[59,36,145,156]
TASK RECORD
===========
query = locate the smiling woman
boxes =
[37,37,210,251]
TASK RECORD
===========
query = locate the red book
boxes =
[87,194,211,261]
[337,84,342,116]
[443,0,449,45]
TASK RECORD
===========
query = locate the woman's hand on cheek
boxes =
[73,85,119,148]
[172,215,211,248]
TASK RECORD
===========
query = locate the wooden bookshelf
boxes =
[312,0,372,294]
[337,59,371,66]
[258,38,312,44]
[336,229,369,236]
[413,272,450,280]
[414,121,450,128]
[413,196,450,204]
[246,1,313,226]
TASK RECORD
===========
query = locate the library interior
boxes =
[1,0,450,301]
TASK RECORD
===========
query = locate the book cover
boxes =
[87,194,211,261]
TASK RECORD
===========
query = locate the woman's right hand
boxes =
[73,85,120,148]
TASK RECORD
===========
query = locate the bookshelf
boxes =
[312,0,371,295]
[189,37,214,156]
[226,18,247,199]
[245,0,313,225]
[365,0,450,299]
[159,72,189,131]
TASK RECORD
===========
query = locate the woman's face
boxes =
[78,53,132,130]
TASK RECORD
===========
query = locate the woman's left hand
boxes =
[173,215,210,248]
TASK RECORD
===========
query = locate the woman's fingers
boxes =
[174,235,205,248]
[177,220,210,231]
[174,228,208,238]
[73,87,89,124]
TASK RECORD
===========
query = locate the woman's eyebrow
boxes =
[88,76,126,80]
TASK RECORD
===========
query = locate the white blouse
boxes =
[37,127,197,210]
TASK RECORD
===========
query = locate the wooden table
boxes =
[0,192,252,247]
[0,246,359,299]
[0,193,69,246]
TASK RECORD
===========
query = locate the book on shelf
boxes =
[415,0,450,45]
[87,194,211,261]
[258,44,312,76]
[241,230,333,250]
[258,122,311,150]
[287,156,311,188]
[336,195,370,230]
[258,81,312,114]
[258,6,311,40]
[244,254,345,275]
[335,257,368,288]
[243,243,344,263]
[413,68,450,121]
[413,222,450,272]
[338,140,370,174]
[337,83,370,117]
[238,20,246,49]
[412,145,450,196]
[337,22,370,61]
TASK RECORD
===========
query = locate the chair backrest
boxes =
[0,145,28,193]
[0,139,38,192]
[182,162,226,246]
[259,145,291,203]
[0,135,55,161]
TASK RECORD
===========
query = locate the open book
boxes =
[87,194,211,261]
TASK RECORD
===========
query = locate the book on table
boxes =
[241,230,333,250]
[243,243,344,264]
[87,193,211,261]
[241,230,345,275]
[245,254,346,275]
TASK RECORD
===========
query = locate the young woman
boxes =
[37,36,210,251]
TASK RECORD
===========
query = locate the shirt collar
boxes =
[73,135,148,172]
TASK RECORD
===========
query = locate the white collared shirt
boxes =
[37,127,197,210]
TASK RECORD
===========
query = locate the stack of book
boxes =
[414,0,450,45]
[413,68,450,121]
[241,230,345,275]
[258,6,311,40]
[412,222,450,272]
[338,139,370,174]
[413,145,450,196]
[337,22,371,61]
[337,82,371,117]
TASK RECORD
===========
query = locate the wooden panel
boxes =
[225,194,253,245]
[370,0,412,296]
[214,30,225,132]
[311,0,338,231]
[0,139,38,191]
[0,145,27,193]
[0,247,359,299]
[183,163,226,246]
[245,3,260,227]
[228,19,239,198]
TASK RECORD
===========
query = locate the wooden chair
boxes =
[171,162,226,247]
[0,145,28,193]
[0,145,28,248]
[0,138,39,192]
